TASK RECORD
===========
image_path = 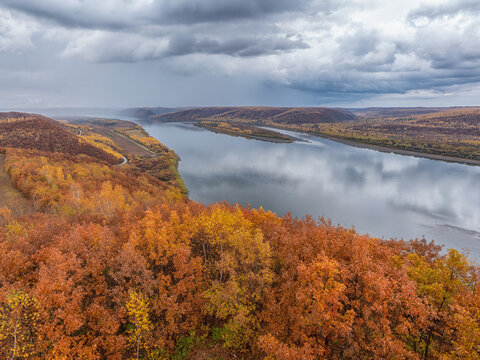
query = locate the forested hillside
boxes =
[153,107,355,124]
[0,112,121,164]
[0,113,479,359]
[308,107,480,161]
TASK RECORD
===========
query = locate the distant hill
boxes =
[152,106,356,124]
[350,107,480,118]
[277,107,480,162]
[0,112,120,164]
[4,107,121,118]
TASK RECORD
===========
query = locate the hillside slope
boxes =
[153,106,355,124]
[307,107,480,161]
[351,107,449,118]
[0,112,121,164]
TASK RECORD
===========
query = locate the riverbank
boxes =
[320,134,480,166]
[262,124,480,167]
[150,106,480,167]
[312,133,480,166]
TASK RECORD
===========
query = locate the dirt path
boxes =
[0,154,31,215]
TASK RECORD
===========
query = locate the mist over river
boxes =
[136,120,480,259]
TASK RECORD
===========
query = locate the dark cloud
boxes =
[58,31,309,63]
[1,0,314,62]
[167,34,309,57]
[285,67,480,100]
[0,0,338,29]
[1,1,131,30]
[158,0,313,24]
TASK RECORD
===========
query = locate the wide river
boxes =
[137,120,480,258]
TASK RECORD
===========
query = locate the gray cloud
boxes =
[1,0,315,62]
[157,0,313,24]
[0,0,479,107]
[0,9,35,52]
[0,0,337,29]
[408,0,480,23]
[166,34,310,57]
[340,29,379,57]
[59,31,309,62]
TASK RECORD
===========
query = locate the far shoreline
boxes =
[280,127,480,167]
[144,117,480,167]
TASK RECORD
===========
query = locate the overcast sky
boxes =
[1,0,479,109]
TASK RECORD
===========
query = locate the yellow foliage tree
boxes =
[408,249,480,359]
[96,181,130,219]
[194,205,273,349]
[126,291,153,360]
[0,290,39,359]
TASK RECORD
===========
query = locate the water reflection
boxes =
[139,121,480,258]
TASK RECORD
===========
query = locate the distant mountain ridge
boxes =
[151,106,356,124]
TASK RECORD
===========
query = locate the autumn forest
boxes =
[0,112,478,360]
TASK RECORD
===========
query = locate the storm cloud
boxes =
[0,0,479,108]
[0,0,330,28]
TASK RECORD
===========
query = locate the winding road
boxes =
[76,125,128,166]
[118,155,128,166]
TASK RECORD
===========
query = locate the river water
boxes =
[137,120,480,259]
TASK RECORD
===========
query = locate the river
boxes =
[136,120,480,259]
